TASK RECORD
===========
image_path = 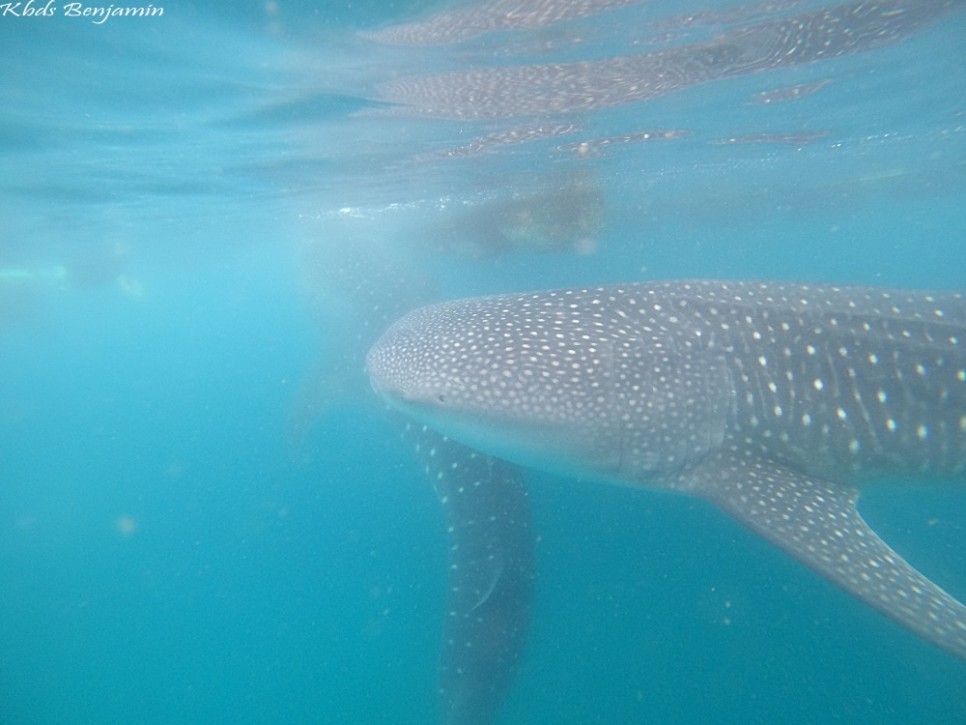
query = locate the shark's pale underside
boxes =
[367,280,966,670]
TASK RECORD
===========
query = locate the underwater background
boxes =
[1,1,965,723]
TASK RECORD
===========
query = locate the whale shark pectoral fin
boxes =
[678,452,966,660]
[403,423,535,725]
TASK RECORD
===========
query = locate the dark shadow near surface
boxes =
[426,170,604,258]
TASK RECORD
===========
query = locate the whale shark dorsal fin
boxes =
[678,451,966,659]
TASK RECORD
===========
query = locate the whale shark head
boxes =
[367,287,733,483]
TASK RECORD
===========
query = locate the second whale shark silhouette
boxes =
[367,279,966,664]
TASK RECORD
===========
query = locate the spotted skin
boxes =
[368,280,966,659]
[401,422,533,725]
[375,0,960,118]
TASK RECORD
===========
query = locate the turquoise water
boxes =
[1,1,965,723]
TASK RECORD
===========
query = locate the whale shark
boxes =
[367,279,966,675]
[289,229,536,724]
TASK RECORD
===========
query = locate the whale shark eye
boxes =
[437,394,447,404]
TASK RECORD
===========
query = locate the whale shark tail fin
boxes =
[402,422,535,725]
